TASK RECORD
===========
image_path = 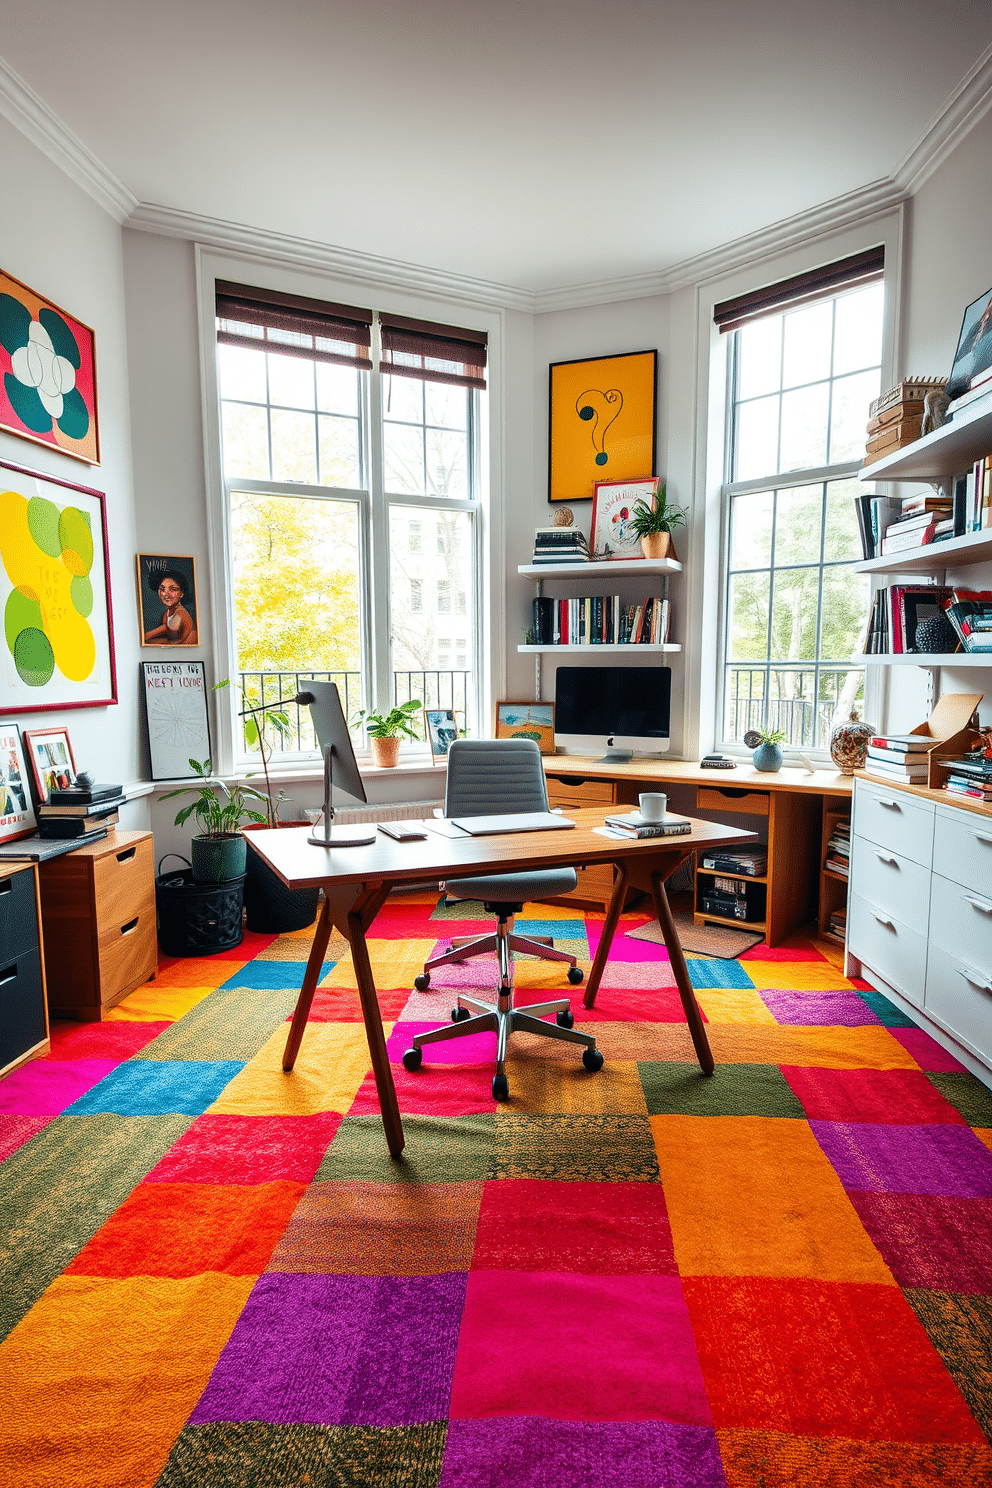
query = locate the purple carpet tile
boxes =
[887,1027,969,1073]
[810,1120,992,1197]
[759,989,882,1026]
[846,1191,992,1293]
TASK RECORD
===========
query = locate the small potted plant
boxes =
[353,699,423,767]
[744,726,788,773]
[628,484,688,560]
[160,759,269,882]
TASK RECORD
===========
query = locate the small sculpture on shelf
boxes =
[552,508,574,527]
[829,711,875,775]
[920,388,950,437]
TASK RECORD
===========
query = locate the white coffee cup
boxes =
[639,792,667,822]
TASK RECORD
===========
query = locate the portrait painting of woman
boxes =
[137,555,199,647]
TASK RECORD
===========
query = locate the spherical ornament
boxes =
[743,729,762,749]
[914,614,957,655]
[552,508,574,528]
[830,714,874,775]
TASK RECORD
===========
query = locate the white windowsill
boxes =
[145,757,448,791]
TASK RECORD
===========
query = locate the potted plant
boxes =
[160,759,268,882]
[353,699,423,767]
[745,726,788,773]
[628,485,688,559]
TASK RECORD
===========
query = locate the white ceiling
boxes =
[3,1,991,296]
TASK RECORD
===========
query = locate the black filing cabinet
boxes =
[0,864,49,1077]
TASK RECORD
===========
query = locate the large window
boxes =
[717,261,884,751]
[216,283,486,760]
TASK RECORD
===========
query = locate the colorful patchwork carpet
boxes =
[2,893,992,1487]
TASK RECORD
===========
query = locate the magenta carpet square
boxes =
[888,1027,969,1073]
[349,1064,496,1118]
[450,1271,711,1425]
[587,921,670,963]
[471,1179,678,1274]
[0,1057,120,1116]
[439,1418,728,1488]
[810,1121,992,1197]
[387,1022,500,1066]
[760,989,882,1026]
[782,1067,968,1125]
[0,1113,53,1162]
[191,1271,467,1427]
[847,1191,992,1292]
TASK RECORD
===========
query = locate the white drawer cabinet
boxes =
[932,806,992,891]
[847,892,928,1010]
[924,942,992,1067]
[929,872,992,968]
[849,832,931,935]
[854,779,934,865]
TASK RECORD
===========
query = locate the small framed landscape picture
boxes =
[591,475,660,559]
[495,701,555,754]
[137,554,199,647]
[946,285,992,399]
[0,725,37,843]
[424,708,458,763]
[22,725,76,805]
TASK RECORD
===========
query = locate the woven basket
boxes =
[242,826,320,933]
[156,855,245,957]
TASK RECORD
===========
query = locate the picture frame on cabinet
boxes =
[591,476,660,559]
[22,725,76,805]
[0,725,37,843]
[0,268,100,465]
[548,350,657,503]
[495,701,555,754]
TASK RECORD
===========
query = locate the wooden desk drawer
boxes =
[854,779,933,866]
[848,891,928,1009]
[93,836,155,934]
[696,786,769,816]
[929,871,992,970]
[932,806,992,894]
[850,833,930,936]
[97,905,158,1007]
[924,941,992,1066]
[546,777,615,807]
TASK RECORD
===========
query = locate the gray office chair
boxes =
[402,738,603,1100]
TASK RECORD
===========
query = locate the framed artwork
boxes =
[0,725,37,843]
[0,268,100,465]
[424,708,458,763]
[0,460,117,715]
[946,286,992,399]
[592,476,660,559]
[142,660,210,780]
[495,701,555,754]
[548,349,657,503]
[136,554,199,647]
[22,725,76,805]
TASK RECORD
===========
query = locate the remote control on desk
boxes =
[700,754,738,769]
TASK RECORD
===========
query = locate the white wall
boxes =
[0,116,149,834]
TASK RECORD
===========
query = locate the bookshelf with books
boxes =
[517,557,683,654]
[818,805,850,947]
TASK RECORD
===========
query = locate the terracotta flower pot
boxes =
[370,736,401,767]
[640,531,671,560]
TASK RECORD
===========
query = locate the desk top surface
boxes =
[246,806,756,890]
[545,755,853,796]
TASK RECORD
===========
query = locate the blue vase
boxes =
[753,742,783,773]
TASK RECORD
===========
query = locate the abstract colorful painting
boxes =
[549,350,657,503]
[0,270,99,465]
[0,460,117,714]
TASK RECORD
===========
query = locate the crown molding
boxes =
[126,202,535,314]
[894,42,992,194]
[0,56,136,222]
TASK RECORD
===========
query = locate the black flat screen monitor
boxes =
[554,665,671,760]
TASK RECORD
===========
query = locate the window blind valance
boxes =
[379,313,487,390]
[713,247,885,334]
[215,281,373,369]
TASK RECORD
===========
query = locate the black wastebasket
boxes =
[156,855,245,957]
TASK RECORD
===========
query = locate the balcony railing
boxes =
[237,670,472,755]
[726,666,865,751]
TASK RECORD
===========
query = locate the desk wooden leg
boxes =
[348,908,405,1159]
[283,896,333,1072]
[583,861,628,1010]
[651,869,714,1076]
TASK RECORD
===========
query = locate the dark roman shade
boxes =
[379,313,487,390]
[713,247,885,334]
[216,281,373,370]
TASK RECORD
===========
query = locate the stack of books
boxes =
[941,755,992,802]
[826,906,847,944]
[863,584,955,654]
[863,736,931,785]
[38,781,124,839]
[947,365,992,420]
[941,589,992,653]
[879,491,954,554]
[604,811,691,838]
[824,817,850,877]
[531,527,589,565]
[698,847,767,876]
[953,458,992,533]
[863,377,945,466]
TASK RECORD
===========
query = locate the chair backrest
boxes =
[444,738,550,817]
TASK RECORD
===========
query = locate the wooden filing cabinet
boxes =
[0,862,49,1076]
[544,775,618,910]
[39,830,157,1020]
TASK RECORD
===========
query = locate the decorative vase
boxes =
[752,742,783,773]
[829,715,874,775]
[371,736,401,767]
[190,832,247,884]
[640,531,671,561]
[914,614,957,655]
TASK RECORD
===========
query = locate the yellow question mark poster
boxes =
[548,349,657,503]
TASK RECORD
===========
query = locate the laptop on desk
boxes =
[449,811,576,836]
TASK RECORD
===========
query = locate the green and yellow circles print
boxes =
[0,461,116,713]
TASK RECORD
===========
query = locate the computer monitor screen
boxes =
[554,666,671,759]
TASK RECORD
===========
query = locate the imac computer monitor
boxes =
[554,665,671,760]
[306,680,376,847]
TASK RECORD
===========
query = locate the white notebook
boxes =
[450,812,576,836]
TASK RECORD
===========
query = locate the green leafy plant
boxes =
[216,678,291,828]
[352,699,423,740]
[755,726,787,747]
[628,485,688,537]
[160,759,269,836]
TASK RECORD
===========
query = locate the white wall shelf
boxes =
[518,643,682,654]
[863,652,991,668]
[860,391,992,484]
[518,558,682,578]
[855,529,992,576]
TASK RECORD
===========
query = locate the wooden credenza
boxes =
[39,830,157,1020]
[0,862,49,1076]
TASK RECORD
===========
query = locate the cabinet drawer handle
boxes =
[116,848,137,864]
[973,831,992,846]
[877,798,901,810]
[963,894,992,915]
[120,917,139,936]
[874,851,898,866]
[956,966,992,994]
[871,912,895,929]
[0,963,15,986]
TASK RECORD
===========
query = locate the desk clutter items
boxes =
[531,593,670,645]
[864,692,983,789]
[603,809,691,838]
[862,376,945,466]
[531,524,590,565]
[36,774,124,840]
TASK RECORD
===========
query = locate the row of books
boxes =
[863,584,950,654]
[531,526,590,565]
[856,461,992,563]
[826,907,847,944]
[38,780,124,839]
[940,753,992,802]
[943,589,992,653]
[824,817,850,878]
[603,810,691,839]
[531,595,670,646]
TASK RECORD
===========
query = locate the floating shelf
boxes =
[863,652,992,667]
[518,558,682,578]
[859,390,992,483]
[855,528,992,576]
[517,643,682,654]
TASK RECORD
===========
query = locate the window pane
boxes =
[823,477,863,563]
[724,667,767,743]
[317,414,360,487]
[729,490,773,569]
[768,670,820,747]
[222,402,269,479]
[316,362,359,416]
[426,381,468,429]
[389,505,475,733]
[774,486,822,567]
[383,375,423,423]
[219,344,266,402]
[780,382,829,471]
[268,351,315,410]
[833,282,883,376]
[737,316,782,400]
[728,572,770,660]
[782,301,833,390]
[735,395,779,480]
[770,566,819,661]
[427,427,468,497]
[271,409,317,483]
[819,568,871,660]
[818,669,866,747]
[829,369,880,464]
[384,422,425,494]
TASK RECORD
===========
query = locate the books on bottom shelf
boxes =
[826,906,847,942]
[943,776,992,802]
[603,811,691,838]
[699,848,767,876]
[37,809,120,839]
[531,594,670,646]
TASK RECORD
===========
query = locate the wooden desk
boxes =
[246,808,755,1157]
[545,757,853,946]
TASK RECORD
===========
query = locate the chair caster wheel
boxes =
[492,1073,509,1101]
[556,1009,575,1028]
[567,966,584,985]
[582,1048,604,1073]
[451,1006,472,1022]
[402,1047,423,1072]
[414,974,431,992]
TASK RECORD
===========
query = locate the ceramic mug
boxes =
[639,792,667,822]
